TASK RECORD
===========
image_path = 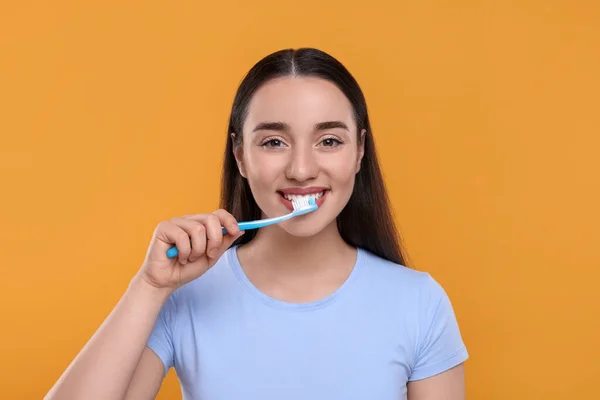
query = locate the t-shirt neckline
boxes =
[227,244,364,311]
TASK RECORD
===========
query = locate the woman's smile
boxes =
[277,187,329,211]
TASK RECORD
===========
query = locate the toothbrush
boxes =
[166,197,318,258]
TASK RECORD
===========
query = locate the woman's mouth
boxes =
[277,190,328,211]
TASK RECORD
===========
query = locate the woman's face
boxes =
[234,76,365,237]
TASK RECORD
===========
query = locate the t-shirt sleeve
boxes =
[409,274,469,381]
[147,293,177,376]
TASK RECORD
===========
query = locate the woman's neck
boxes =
[235,221,357,302]
[242,221,352,273]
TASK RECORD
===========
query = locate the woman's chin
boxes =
[282,226,323,238]
[276,218,335,238]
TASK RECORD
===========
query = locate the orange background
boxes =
[1,1,599,399]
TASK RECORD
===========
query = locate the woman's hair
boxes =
[220,47,408,266]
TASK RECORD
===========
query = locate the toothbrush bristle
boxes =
[291,196,315,210]
[291,197,304,210]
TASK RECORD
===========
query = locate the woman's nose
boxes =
[285,146,318,182]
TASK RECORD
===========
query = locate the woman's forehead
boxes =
[243,76,355,133]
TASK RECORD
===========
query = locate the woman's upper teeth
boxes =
[284,192,324,201]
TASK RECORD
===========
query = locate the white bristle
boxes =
[291,197,309,210]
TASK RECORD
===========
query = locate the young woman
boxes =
[46,48,468,400]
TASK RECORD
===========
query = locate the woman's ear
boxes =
[356,129,366,173]
[231,132,247,178]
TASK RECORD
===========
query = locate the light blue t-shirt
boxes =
[148,245,468,399]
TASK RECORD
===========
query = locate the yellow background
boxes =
[1,1,599,398]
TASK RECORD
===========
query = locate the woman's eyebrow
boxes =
[252,121,290,132]
[314,121,349,131]
[251,120,349,133]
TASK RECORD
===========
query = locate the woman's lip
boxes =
[278,190,328,211]
[279,186,329,195]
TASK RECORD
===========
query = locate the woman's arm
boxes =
[45,211,243,400]
[124,346,167,399]
[407,363,465,400]
[44,277,170,400]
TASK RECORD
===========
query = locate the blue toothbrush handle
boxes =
[166,246,180,258]
[165,219,290,258]
[165,207,312,259]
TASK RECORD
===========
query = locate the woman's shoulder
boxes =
[356,247,448,299]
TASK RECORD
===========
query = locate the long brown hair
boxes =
[220,48,408,266]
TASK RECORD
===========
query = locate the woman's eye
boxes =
[261,139,285,148]
[321,138,343,147]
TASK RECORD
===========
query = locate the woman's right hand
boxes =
[137,209,244,292]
